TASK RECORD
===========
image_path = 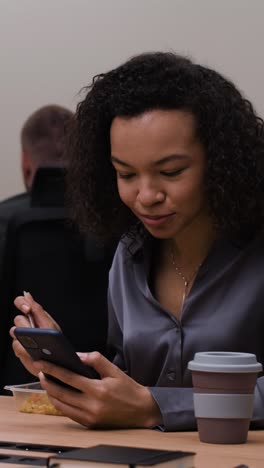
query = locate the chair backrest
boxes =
[0,205,114,390]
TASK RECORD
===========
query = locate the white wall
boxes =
[0,0,263,199]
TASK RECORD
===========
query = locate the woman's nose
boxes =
[137,183,165,206]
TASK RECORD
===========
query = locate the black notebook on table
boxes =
[47,444,195,468]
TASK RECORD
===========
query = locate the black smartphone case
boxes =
[14,328,99,381]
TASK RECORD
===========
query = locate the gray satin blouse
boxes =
[107,235,264,431]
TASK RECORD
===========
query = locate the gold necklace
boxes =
[171,248,202,313]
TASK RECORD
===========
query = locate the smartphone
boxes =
[14,328,99,387]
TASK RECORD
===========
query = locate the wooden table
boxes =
[0,396,263,467]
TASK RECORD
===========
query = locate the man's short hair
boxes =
[21,105,74,165]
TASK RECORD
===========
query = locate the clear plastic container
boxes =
[4,381,62,416]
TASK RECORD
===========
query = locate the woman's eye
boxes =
[118,173,135,180]
[161,168,185,177]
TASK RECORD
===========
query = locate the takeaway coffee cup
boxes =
[188,352,262,444]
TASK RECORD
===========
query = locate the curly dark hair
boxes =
[67,51,264,244]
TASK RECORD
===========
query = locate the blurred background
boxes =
[0,0,263,199]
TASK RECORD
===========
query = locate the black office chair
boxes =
[0,169,114,390]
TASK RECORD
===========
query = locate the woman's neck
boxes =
[164,218,216,270]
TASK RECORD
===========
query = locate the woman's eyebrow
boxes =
[154,154,190,165]
[111,154,189,167]
[111,156,131,167]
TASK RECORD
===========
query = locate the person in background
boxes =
[20,104,73,190]
[11,52,264,430]
[2,105,114,389]
[0,104,73,275]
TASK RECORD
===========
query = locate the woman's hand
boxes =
[9,292,60,377]
[37,352,162,429]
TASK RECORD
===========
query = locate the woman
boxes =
[11,52,264,431]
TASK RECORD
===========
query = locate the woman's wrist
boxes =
[139,386,163,428]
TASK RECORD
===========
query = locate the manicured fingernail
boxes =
[22,304,30,312]
[78,352,87,360]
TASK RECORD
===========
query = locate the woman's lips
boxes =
[140,212,176,226]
